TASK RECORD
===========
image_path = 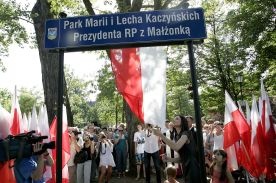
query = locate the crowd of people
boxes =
[64,115,235,183]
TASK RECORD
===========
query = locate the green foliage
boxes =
[226,0,276,95]
[48,0,82,16]
[0,88,11,111]
[0,88,43,115]
[92,62,124,126]
[65,67,96,126]
[19,88,43,115]
[166,46,194,118]
[0,0,29,70]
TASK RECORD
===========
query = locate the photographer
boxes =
[14,142,53,183]
[68,128,83,183]
[76,132,95,183]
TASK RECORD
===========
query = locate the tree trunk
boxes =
[31,0,73,125]
[125,100,137,175]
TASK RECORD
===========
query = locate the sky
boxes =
[0,0,114,95]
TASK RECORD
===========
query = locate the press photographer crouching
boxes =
[0,131,55,183]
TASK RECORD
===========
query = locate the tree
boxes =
[166,46,194,118]
[18,88,43,114]
[31,0,81,124]
[65,67,96,126]
[194,0,249,115]
[0,88,11,110]
[0,0,28,71]
[226,0,276,95]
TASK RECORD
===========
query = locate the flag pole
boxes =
[187,41,207,183]
[56,12,67,183]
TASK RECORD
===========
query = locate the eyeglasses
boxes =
[119,130,123,132]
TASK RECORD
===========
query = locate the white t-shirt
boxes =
[213,134,223,151]
[144,130,160,153]
[134,131,146,154]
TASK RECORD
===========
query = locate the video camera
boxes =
[0,130,55,163]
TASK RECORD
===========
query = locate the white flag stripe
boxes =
[140,47,167,129]
[0,105,11,139]
[29,106,39,133]
[245,101,251,125]
[224,102,233,125]
[225,91,238,113]
[251,97,260,145]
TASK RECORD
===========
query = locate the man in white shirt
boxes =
[144,124,161,183]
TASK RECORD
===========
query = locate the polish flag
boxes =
[38,105,52,182]
[236,100,256,176]
[29,105,40,133]
[10,87,22,135]
[0,106,16,183]
[224,144,239,171]
[48,105,70,183]
[22,113,29,133]
[224,91,250,148]
[250,97,265,177]
[224,91,252,174]
[245,101,251,126]
[110,47,167,128]
[260,79,276,180]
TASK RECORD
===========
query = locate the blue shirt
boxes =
[14,156,46,183]
[14,157,37,183]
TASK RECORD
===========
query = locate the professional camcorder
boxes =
[0,130,55,163]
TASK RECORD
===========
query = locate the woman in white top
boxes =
[98,132,115,183]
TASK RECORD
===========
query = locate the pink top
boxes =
[211,169,228,183]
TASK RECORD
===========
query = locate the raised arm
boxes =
[152,128,187,151]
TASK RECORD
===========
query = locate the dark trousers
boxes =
[116,148,127,173]
[90,157,97,183]
[144,151,161,183]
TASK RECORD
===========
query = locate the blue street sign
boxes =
[45,8,207,50]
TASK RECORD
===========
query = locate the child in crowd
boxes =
[164,166,179,183]
[210,149,234,183]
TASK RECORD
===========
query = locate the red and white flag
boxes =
[48,105,70,183]
[110,47,167,128]
[29,105,40,133]
[224,144,239,171]
[224,91,253,173]
[245,101,251,126]
[10,86,22,135]
[260,79,276,179]
[0,105,16,183]
[250,97,265,177]
[38,105,52,182]
[224,91,250,148]
[0,105,11,139]
[22,113,29,133]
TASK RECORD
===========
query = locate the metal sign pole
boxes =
[187,41,207,183]
[56,48,64,183]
